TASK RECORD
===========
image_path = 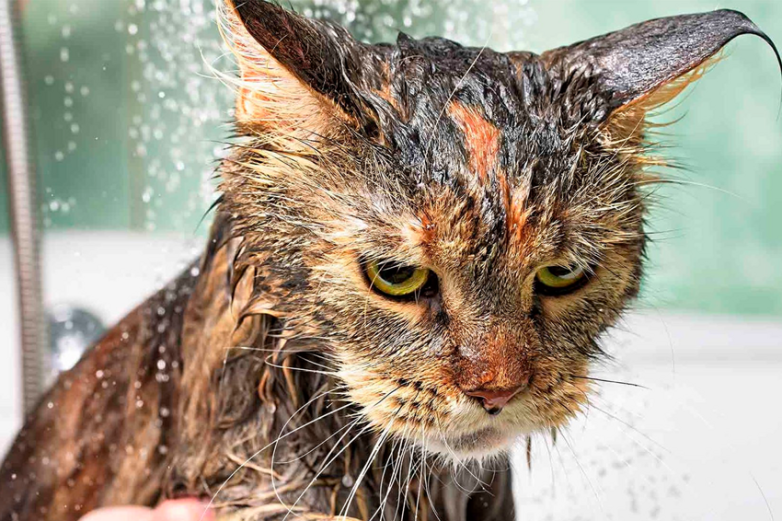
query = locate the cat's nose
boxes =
[463,384,526,415]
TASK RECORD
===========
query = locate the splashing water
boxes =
[24,0,535,235]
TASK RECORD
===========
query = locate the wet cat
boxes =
[1,2,779,520]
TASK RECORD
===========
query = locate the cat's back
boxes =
[0,265,199,521]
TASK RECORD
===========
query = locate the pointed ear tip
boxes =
[692,9,782,107]
[230,0,291,24]
[714,9,782,83]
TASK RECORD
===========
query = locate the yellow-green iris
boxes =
[366,260,430,297]
[536,264,587,290]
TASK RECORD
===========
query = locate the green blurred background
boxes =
[1,0,780,315]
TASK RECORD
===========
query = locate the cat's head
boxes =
[217,1,779,459]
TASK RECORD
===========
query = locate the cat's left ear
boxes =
[219,0,368,136]
[541,10,781,143]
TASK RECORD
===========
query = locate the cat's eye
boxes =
[535,264,589,296]
[365,260,431,297]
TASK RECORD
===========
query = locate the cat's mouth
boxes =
[341,360,590,461]
[403,399,540,460]
[426,426,517,458]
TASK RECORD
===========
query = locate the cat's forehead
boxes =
[364,39,591,264]
[370,37,572,189]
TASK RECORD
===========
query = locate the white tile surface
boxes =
[513,314,782,519]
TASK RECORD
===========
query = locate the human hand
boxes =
[79,499,213,521]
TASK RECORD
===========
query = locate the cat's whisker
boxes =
[338,393,409,519]
[373,428,407,521]
[558,429,606,515]
[653,177,750,203]
[339,421,395,519]
[221,339,340,372]
[279,385,404,520]
[269,388,359,507]
[541,429,558,496]
[550,433,577,498]
[413,430,426,521]
[223,344,308,354]
[273,418,355,465]
[587,399,683,486]
[371,438,398,521]
[200,390,352,521]
[589,398,670,454]
[392,429,413,521]
[397,442,412,520]
[403,441,426,519]
[572,375,648,389]
[422,441,444,521]
[280,418,371,521]
[263,356,340,377]
[432,413,487,493]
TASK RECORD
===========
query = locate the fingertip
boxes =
[153,499,214,521]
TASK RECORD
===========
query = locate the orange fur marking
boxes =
[507,189,532,237]
[498,171,533,244]
[447,102,501,182]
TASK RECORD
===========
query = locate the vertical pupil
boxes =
[379,265,415,284]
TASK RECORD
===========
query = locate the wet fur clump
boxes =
[1,2,779,521]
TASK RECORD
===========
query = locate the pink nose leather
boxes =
[464,385,525,414]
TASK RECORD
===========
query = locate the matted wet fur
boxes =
[1,2,779,520]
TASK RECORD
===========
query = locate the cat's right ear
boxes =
[540,10,781,145]
[219,0,365,136]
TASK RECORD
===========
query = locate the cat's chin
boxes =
[423,427,518,460]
